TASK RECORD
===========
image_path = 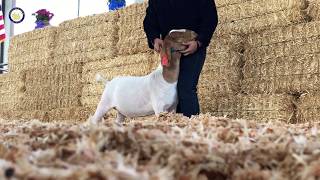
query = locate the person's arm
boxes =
[196,0,219,48]
[143,0,161,49]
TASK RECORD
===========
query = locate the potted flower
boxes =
[108,0,126,11]
[32,9,54,29]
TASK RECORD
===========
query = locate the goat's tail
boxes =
[95,73,109,84]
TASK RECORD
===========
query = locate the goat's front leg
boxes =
[168,100,178,113]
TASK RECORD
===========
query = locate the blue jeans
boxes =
[176,48,206,117]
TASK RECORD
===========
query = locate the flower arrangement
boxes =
[108,0,126,11]
[32,9,54,29]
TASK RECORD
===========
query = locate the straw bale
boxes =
[17,96,82,111]
[59,11,119,29]
[23,64,82,82]
[84,60,152,83]
[9,37,55,56]
[117,28,148,55]
[47,106,94,122]
[204,51,242,68]
[246,21,320,48]
[238,94,293,111]
[20,110,49,121]
[117,38,149,55]
[215,0,249,8]
[0,82,24,96]
[53,48,115,65]
[81,95,101,107]
[207,34,244,54]
[242,73,320,95]
[198,52,242,96]
[118,12,146,29]
[307,0,320,21]
[296,93,320,122]
[245,36,320,63]
[198,74,241,96]
[17,64,83,111]
[0,97,21,108]
[9,26,57,43]
[9,59,54,73]
[237,94,295,122]
[298,93,320,109]
[199,94,238,118]
[0,73,25,110]
[199,62,241,96]
[117,5,148,56]
[9,60,49,73]
[54,36,117,56]
[9,50,54,64]
[219,8,306,35]
[56,22,117,43]
[241,76,276,94]
[83,53,155,74]
[23,83,83,98]
[0,110,48,120]
[275,54,318,76]
[274,74,320,94]
[0,73,22,82]
[82,83,105,96]
[218,0,307,24]
[243,53,319,79]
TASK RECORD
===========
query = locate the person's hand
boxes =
[153,38,164,53]
[180,41,199,56]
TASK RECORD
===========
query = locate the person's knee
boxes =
[177,85,198,100]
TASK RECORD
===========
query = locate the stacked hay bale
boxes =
[56,12,118,64]
[17,64,85,121]
[0,73,25,118]
[297,93,320,122]
[3,28,56,119]
[199,0,308,120]
[8,27,57,72]
[198,34,243,117]
[240,5,320,122]
[307,0,320,21]
[216,0,308,35]
[116,2,149,56]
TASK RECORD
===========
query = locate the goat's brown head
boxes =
[160,29,198,67]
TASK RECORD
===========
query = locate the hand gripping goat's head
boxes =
[160,29,198,67]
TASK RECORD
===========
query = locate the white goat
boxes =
[90,29,198,124]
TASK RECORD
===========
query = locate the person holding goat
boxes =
[143,0,219,117]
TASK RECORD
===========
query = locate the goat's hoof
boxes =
[156,112,169,120]
[159,112,169,117]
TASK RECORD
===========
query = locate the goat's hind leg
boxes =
[91,87,112,125]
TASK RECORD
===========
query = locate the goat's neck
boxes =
[162,58,180,84]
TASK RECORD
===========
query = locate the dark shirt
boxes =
[143,0,218,49]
